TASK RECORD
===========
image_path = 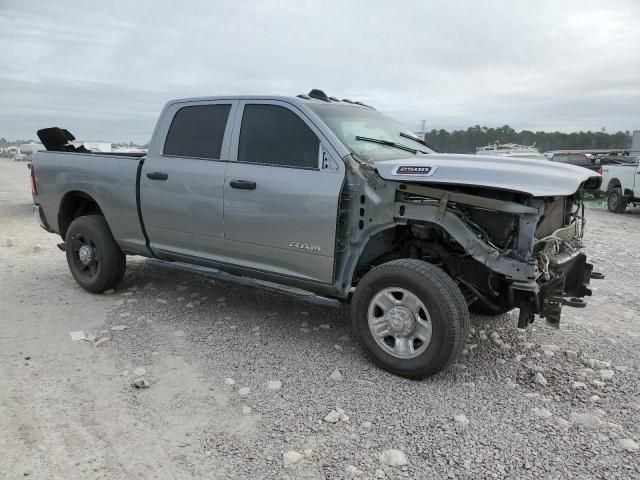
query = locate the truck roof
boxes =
[167,89,375,109]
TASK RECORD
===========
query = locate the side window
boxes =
[238,104,319,169]
[164,104,231,159]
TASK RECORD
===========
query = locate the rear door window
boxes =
[237,104,319,169]
[164,104,231,159]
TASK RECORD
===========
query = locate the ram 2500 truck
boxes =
[31,89,602,378]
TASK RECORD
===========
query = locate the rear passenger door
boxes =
[223,101,344,284]
[141,100,237,262]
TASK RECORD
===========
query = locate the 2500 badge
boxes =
[394,165,437,176]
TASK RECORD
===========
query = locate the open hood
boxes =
[374,153,601,197]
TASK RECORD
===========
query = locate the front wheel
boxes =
[351,259,469,379]
[65,215,126,293]
[607,187,627,213]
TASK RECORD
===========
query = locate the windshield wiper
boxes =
[399,132,441,153]
[355,136,427,154]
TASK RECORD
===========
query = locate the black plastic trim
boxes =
[135,158,154,257]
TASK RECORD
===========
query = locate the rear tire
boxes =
[607,187,627,213]
[65,215,126,293]
[351,259,469,379]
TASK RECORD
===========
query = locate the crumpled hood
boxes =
[374,153,601,197]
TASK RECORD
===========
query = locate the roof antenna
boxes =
[308,89,330,102]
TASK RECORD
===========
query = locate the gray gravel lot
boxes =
[1,158,639,479]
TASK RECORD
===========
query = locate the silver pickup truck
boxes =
[31,89,602,378]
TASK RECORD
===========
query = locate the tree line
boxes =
[423,125,632,154]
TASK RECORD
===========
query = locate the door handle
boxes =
[147,171,168,181]
[230,180,256,190]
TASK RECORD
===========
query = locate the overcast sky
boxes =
[1,0,639,143]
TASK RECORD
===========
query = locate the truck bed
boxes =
[32,151,149,254]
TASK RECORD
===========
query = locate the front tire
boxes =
[351,259,469,379]
[65,215,126,293]
[607,187,627,213]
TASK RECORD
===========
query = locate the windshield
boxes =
[308,104,434,162]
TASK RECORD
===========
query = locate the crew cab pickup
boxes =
[31,89,603,378]
[601,157,640,213]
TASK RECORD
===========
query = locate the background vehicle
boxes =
[601,157,640,213]
[546,151,602,173]
[31,90,601,378]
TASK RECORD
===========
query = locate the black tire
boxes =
[351,259,469,379]
[607,187,627,213]
[469,302,513,316]
[65,215,126,293]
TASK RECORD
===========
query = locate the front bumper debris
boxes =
[538,252,597,327]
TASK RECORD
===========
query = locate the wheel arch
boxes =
[606,178,621,192]
[58,190,105,239]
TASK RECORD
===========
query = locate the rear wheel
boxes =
[607,187,627,213]
[351,259,469,379]
[65,215,126,293]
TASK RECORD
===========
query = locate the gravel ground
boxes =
[1,158,639,479]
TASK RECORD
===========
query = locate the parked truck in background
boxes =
[601,157,640,213]
[30,89,602,378]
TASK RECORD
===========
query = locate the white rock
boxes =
[319,324,331,330]
[267,380,282,391]
[379,449,408,467]
[569,412,602,428]
[583,358,597,368]
[564,350,578,358]
[454,414,470,426]
[533,372,548,386]
[132,378,150,389]
[345,465,363,476]
[590,395,600,402]
[224,377,235,386]
[241,406,252,416]
[619,438,639,452]
[110,325,128,331]
[614,365,628,373]
[238,387,250,397]
[591,380,606,388]
[572,381,587,389]
[103,289,115,295]
[156,298,167,304]
[329,368,344,381]
[375,469,386,478]
[553,417,571,428]
[514,354,525,362]
[133,367,146,377]
[599,369,614,381]
[490,331,500,340]
[300,328,311,333]
[540,344,560,351]
[542,350,555,357]
[531,407,552,419]
[94,337,111,348]
[173,330,186,337]
[324,410,341,423]
[283,450,305,467]
[334,344,343,352]
[362,421,373,429]
[524,392,540,398]
[522,342,534,349]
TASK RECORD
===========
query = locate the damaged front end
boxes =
[392,182,602,329]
